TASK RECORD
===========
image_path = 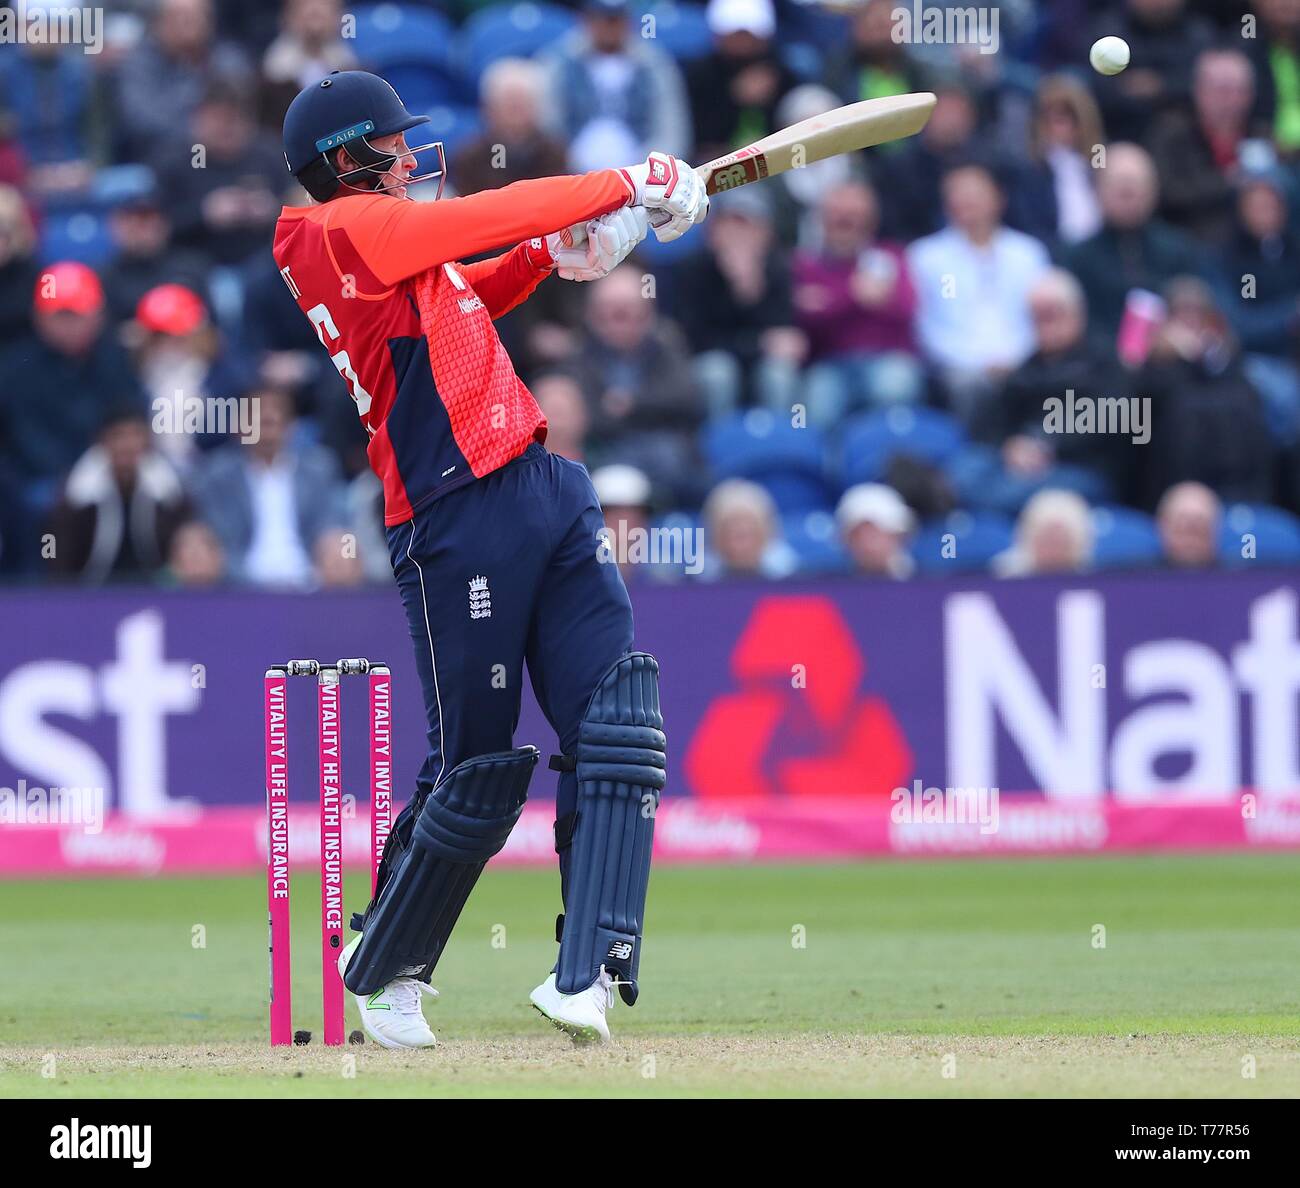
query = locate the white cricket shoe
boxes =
[339,935,439,1049]
[529,967,615,1043]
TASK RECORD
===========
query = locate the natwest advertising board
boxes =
[0,569,1297,874]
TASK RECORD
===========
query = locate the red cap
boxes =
[136,283,207,336]
[34,262,104,315]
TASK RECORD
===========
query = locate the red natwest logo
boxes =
[685,596,912,799]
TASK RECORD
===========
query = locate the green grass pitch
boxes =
[2,854,1297,1097]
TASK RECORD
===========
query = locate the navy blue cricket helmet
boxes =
[282,70,444,202]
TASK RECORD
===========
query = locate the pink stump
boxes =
[317,667,344,1046]
[264,669,292,1045]
[368,665,392,895]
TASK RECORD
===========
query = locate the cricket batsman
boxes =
[274,71,705,1046]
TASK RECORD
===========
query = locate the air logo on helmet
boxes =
[316,121,376,153]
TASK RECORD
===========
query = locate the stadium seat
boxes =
[1090,505,1162,570]
[946,445,1112,515]
[417,105,482,158]
[459,3,578,83]
[631,227,706,269]
[351,4,456,70]
[646,510,702,580]
[646,2,713,62]
[782,509,850,574]
[838,406,966,488]
[910,509,1015,574]
[380,63,468,111]
[703,410,831,513]
[39,207,113,267]
[1218,503,1300,567]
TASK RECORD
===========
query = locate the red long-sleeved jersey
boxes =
[272,171,632,524]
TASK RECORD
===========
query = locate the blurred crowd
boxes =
[1,0,1299,588]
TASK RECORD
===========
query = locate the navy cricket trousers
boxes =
[385,443,634,877]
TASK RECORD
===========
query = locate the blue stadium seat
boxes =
[910,510,1014,574]
[1218,503,1300,567]
[646,2,713,62]
[647,510,702,579]
[838,406,966,487]
[351,4,456,70]
[946,445,1113,515]
[417,105,482,157]
[39,208,113,267]
[1090,505,1162,570]
[459,3,578,83]
[631,226,706,269]
[703,409,831,513]
[380,63,468,111]
[782,509,850,574]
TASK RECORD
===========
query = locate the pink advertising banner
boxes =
[2,796,1298,878]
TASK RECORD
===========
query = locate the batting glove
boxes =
[544,206,648,281]
[620,151,709,243]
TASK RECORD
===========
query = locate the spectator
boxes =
[836,483,915,578]
[0,184,38,340]
[115,0,253,163]
[46,408,192,584]
[1139,277,1276,508]
[193,386,349,588]
[532,372,590,463]
[343,470,390,585]
[453,60,583,377]
[101,175,212,326]
[1087,0,1215,142]
[1254,0,1300,156]
[163,518,227,586]
[238,251,349,461]
[1062,142,1201,341]
[872,85,980,241]
[313,527,366,588]
[153,82,285,267]
[994,488,1094,576]
[0,109,28,195]
[125,283,249,471]
[1010,74,1105,247]
[454,59,570,194]
[260,0,359,126]
[825,0,929,108]
[675,186,804,420]
[767,85,864,246]
[1148,48,1263,247]
[0,37,98,200]
[566,268,703,503]
[592,463,654,582]
[1156,481,1221,568]
[1220,161,1300,445]
[685,0,798,166]
[0,263,144,563]
[979,269,1135,504]
[541,0,691,171]
[700,478,797,580]
[908,162,1050,422]
[793,180,922,427]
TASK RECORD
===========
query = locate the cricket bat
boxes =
[694,92,937,195]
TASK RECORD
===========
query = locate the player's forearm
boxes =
[460,241,554,319]
[364,172,631,287]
